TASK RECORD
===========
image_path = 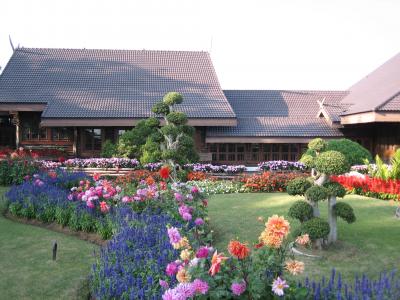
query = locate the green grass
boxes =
[0,187,98,300]
[209,192,400,281]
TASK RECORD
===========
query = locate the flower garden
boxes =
[1,95,399,299]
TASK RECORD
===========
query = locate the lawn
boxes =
[0,186,98,300]
[209,192,400,281]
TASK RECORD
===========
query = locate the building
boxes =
[0,47,399,164]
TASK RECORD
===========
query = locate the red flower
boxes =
[58,157,66,163]
[254,242,264,249]
[93,172,101,181]
[159,166,170,179]
[228,240,250,259]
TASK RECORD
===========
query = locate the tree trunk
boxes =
[327,196,337,244]
[315,173,328,186]
[310,200,320,217]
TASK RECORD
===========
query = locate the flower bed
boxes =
[331,175,400,201]
[64,158,140,169]
[242,171,308,193]
[184,163,246,174]
[258,160,307,171]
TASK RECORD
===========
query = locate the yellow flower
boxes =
[180,249,192,261]
[285,260,305,275]
[172,237,191,249]
[176,268,191,283]
[259,230,283,249]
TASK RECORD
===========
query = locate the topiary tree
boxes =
[288,200,314,223]
[150,92,199,180]
[288,138,355,247]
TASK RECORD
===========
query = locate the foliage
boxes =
[0,159,39,185]
[308,138,327,153]
[331,174,400,201]
[100,140,117,158]
[323,181,346,198]
[163,91,183,105]
[288,200,314,223]
[371,149,400,180]
[116,118,160,158]
[299,154,315,168]
[305,185,328,202]
[287,177,312,196]
[326,138,372,166]
[334,202,356,223]
[301,217,330,240]
[314,150,350,175]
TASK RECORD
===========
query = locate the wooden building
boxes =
[0,47,399,164]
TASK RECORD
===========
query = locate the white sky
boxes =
[1,0,399,90]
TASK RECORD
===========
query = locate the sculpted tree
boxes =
[287,138,356,248]
[147,92,198,180]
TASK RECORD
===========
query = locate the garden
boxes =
[1,93,400,299]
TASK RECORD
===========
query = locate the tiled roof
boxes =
[207,90,347,137]
[341,52,400,115]
[0,48,236,119]
[378,92,400,111]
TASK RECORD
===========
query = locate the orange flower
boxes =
[145,176,155,186]
[159,166,170,179]
[176,268,191,283]
[228,240,250,259]
[285,259,305,275]
[259,230,283,249]
[265,215,290,238]
[208,251,228,276]
[295,234,310,246]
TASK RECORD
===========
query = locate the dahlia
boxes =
[295,234,310,246]
[265,215,290,238]
[227,240,250,259]
[285,259,305,275]
[259,230,282,249]
[176,268,191,283]
[272,277,289,296]
[231,281,247,296]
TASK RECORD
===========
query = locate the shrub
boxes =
[305,185,328,202]
[287,177,312,196]
[151,101,170,115]
[166,111,188,125]
[302,217,330,240]
[0,160,39,185]
[323,181,346,198]
[288,201,314,223]
[100,140,117,158]
[334,202,356,223]
[314,150,350,175]
[326,138,372,166]
[242,172,308,193]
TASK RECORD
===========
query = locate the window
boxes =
[22,124,47,140]
[272,144,280,160]
[52,128,72,141]
[251,144,260,161]
[281,144,289,161]
[237,144,245,161]
[84,128,102,151]
[290,144,299,161]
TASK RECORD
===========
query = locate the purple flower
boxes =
[167,227,182,244]
[192,279,209,295]
[272,277,289,296]
[191,186,199,194]
[194,218,204,226]
[231,281,246,296]
[196,246,209,258]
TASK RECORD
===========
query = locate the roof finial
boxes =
[317,97,326,109]
[9,35,15,51]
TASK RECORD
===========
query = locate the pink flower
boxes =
[272,277,289,296]
[167,227,182,244]
[122,196,131,203]
[100,201,110,213]
[191,186,199,194]
[192,279,209,295]
[87,200,95,209]
[159,279,169,289]
[196,246,209,258]
[165,262,179,276]
[231,281,246,296]
[174,193,183,201]
[194,218,204,226]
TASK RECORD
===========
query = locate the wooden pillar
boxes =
[73,127,78,156]
[10,111,20,148]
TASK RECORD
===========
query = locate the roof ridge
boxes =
[17,47,210,54]
[376,91,400,110]
[223,89,347,93]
